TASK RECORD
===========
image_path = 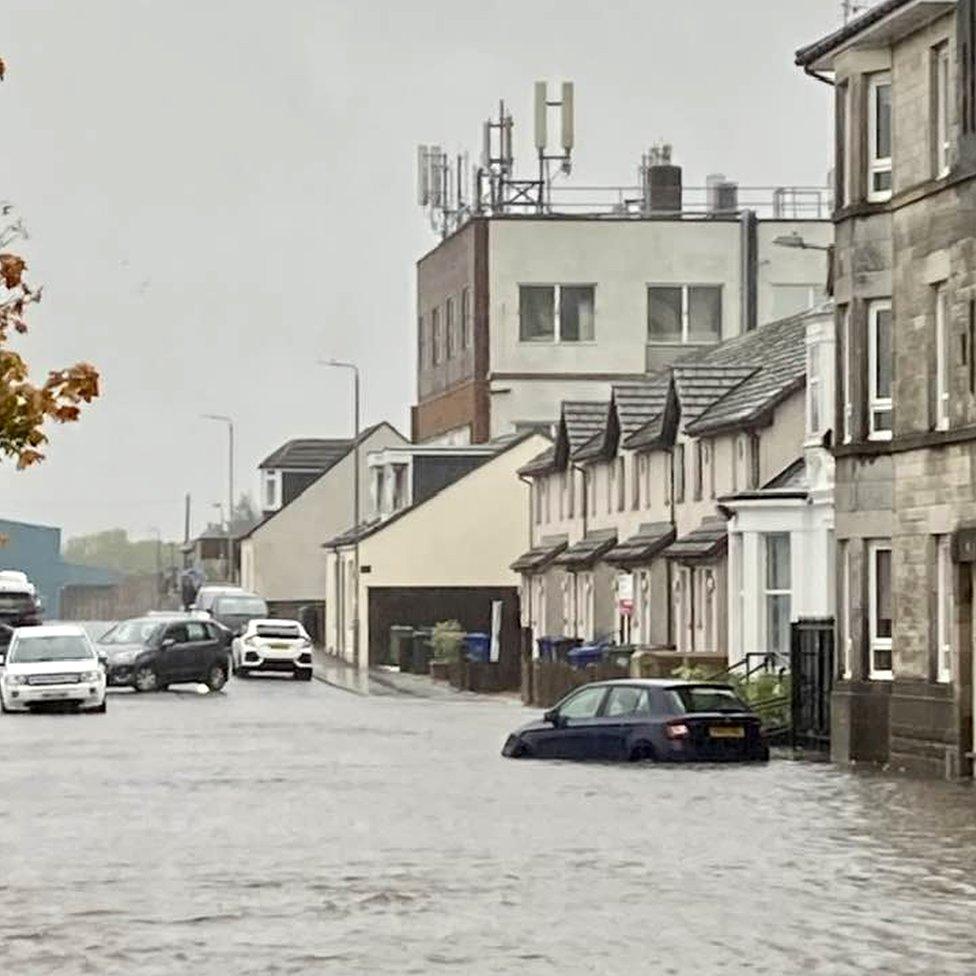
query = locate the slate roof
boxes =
[518,445,557,477]
[672,365,758,426]
[604,522,676,567]
[662,518,728,561]
[563,401,610,453]
[719,458,809,504]
[572,428,609,463]
[322,519,382,549]
[795,0,912,67]
[259,438,352,471]
[511,534,569,573]
[613,373,671,437]
[684,309,822,436]
[554,528,618,569]
[764,458,807,490]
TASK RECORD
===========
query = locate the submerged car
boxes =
[231,618,313,680]
[0,624,107,714]
[96,615,229,692]
[502,679,768,762]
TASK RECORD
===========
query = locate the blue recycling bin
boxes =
[536,636,556,662]
[567,638,612,669]
[465,632,491,663]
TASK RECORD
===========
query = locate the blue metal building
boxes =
[0,518,119,616]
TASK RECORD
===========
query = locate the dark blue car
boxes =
[502,679,769,763]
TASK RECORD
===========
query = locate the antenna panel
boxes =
[561,82,574,151]
[417,145,430,206]
[534,81,548,151]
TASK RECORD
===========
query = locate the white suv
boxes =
[231,619,313,681]
[1,624,107,713]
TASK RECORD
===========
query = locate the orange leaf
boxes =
[0,253,27,289]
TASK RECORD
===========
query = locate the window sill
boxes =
[868,672,893,682]
[518,339,598,346]
[835,424,976,457]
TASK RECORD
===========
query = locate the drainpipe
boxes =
[517,473,536,645]
[667,447,676,647]
[571,462,590,641]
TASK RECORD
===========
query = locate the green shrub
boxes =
[431,620,465,662]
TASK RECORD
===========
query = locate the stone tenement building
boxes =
[797,0,976,777]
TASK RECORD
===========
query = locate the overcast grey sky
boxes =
[1,0,842,543]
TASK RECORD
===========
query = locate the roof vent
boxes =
[706,173,738,214]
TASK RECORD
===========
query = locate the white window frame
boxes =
[937,535,953,683]
[935,43,951,179]
[674,444,685,503]
[518,284,596,344]
[808,343,822,436]
[842,80,853,206]
[868,299,893,441]
[935,283,949,431]
[263,470,282,511]
[867,71,893,203]
[647,284,723,345]
[868,541,893,680]
[762,533,792,656]
[842,306,853,444]
[840,541,852,678]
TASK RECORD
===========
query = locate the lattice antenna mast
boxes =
[417,144,471,239]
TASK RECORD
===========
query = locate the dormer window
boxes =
[867,71,892,202]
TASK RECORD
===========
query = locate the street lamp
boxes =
[319,359,361,668]
[772,232,831,252]
[202,413,235,583]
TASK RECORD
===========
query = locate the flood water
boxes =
[2,677,975,974]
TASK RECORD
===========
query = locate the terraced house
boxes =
[514,307,834,671]
[796,0,976,776]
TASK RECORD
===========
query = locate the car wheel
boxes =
[629,742,656,762]
[0,696,12,714]
[133,666,158,693]
[293,668,313,682]
[206,663,228,692]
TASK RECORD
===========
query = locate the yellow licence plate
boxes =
[709,726,745,739]
[269,643,292,651]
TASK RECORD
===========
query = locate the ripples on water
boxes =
[1,681,975,974]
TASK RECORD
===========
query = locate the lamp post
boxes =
[202,414,235,583]
[772,232,831,252]
[319,359,361,668]
[148,526,162,609]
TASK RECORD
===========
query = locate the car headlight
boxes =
[80,670,102,683]
[111,650,137,665]
[4,673,29,686]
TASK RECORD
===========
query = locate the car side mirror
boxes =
[97,652,108,667]
[543,708,559,725]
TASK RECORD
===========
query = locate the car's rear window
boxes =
[256,624,301,639]
[669,685,748,714]
[215,597,267,616]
